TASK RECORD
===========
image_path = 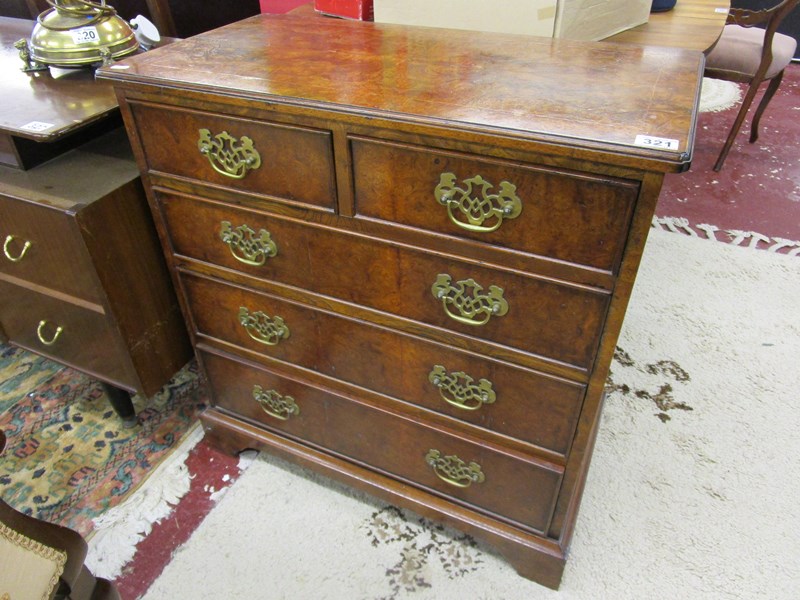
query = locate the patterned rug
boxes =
[0,344,206,538]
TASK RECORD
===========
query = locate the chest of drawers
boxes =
[0,130,192,418]
[100,7,703,588]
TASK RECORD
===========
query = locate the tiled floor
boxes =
[114,53,799,600]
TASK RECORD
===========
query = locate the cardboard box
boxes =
[315,0,374,20]
[259,0,309,14]
[373,0,650,41]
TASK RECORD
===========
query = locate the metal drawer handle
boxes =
[431,274,508,326]
[434,173,522,233]
[3,235,31,262]
[253,385,300,421]
[36,320,63,346]
[219,221,278,266]
[425,449,485,488]
[238,306,290,346]
[428,365,496,411]
[198,128,262,179]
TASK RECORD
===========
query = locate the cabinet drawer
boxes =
[129,101,336,210]
[351,137,639,273]
[163,193,609,369]
[0,281,134,386]
[200,348,563,534]
[181,272,585,458]
[0,196,103,304]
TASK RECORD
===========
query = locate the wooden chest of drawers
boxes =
[0,130,191,417]
[100,7,703,588]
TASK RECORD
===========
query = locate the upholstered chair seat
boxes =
[707,24,797,80]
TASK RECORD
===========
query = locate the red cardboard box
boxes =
[314,0,373,20]
[259,0,309,13]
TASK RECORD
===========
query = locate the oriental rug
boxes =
[139,229,800,600]
[0,350,207,538]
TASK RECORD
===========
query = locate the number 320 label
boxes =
[71,26,99,45]
[634,135,680,151]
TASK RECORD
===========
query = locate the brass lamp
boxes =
[29,0,139,67]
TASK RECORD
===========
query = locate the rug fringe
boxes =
[84,422,205,579]
[652,216,800,256]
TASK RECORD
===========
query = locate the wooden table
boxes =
[606,0,731,53]
[0,17,122,169]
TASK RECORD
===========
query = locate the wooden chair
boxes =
[0,431,120,600]
[704,0,799,171]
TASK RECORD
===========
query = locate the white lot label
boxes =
[71,26,99,45]
[20,121,55,132]
[634,135,680,151]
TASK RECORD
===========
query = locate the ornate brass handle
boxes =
[219,221,278,266]
[198,128,262,179]
[252,385,300,421]
[425,449,485,488]
[428,365,496,411]
[434,173,522,233]
[36,320,63,346]
[3,235,31,262]
[431,274,508,326]
[238,307,290,346]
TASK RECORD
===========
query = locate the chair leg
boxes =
[749,70,784,144]
[714,79,763,172]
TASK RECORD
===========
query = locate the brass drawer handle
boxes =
[253,385,300,421]
[198,128,262,179]
[425,449,485,488]
[428,365,496,411]
[238,307,290,346]
[434,173,522,233]
[431,274,508,326]
[36,320,63,346]
[219,221,278,266]
[3,235,31,262]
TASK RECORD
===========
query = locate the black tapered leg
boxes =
[100,382,138,428]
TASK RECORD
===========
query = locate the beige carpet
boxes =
[140,228,800,599]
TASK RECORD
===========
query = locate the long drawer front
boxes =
[200,347,563,534]
[181,271,586,458]
[0,196,103,304]
[162,192,609,370]
[0,280,134,386]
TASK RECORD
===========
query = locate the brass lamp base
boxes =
[29,0,139,68]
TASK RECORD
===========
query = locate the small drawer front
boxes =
[130,102,336,210]
[351,137,638,273]
[0,196,103,304]
[201,348,562,534]
[163,193,608,369]
[181,272,585,457]
[0,281,134,386]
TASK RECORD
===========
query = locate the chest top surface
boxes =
[98,7,704,171]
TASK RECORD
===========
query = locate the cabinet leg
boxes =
[101,382,138,429]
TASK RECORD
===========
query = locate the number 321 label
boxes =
[71,26,99,45]
[634,135,680,151]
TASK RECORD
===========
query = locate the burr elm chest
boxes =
[99,7,703,588]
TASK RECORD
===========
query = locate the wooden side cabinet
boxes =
[0,129,192,423]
